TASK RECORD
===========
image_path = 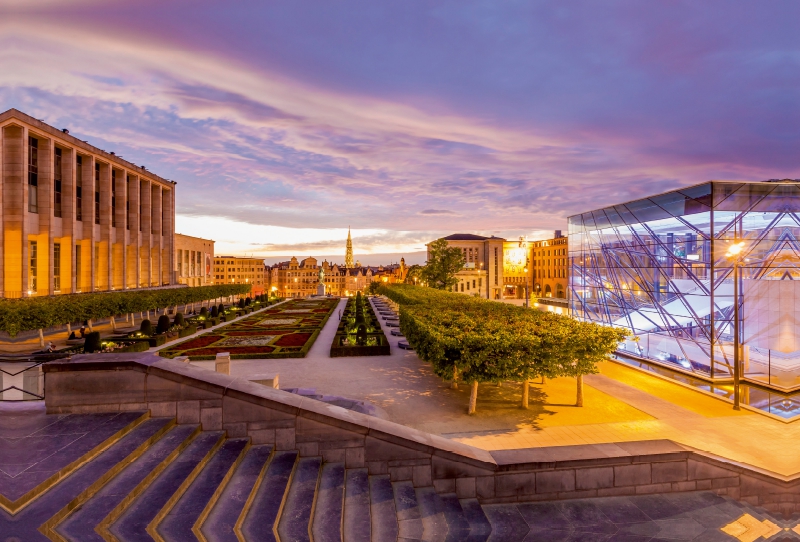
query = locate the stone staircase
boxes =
[1,408,789,541]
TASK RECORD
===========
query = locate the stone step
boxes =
[416,487,448,541]
[108,431,224,541]
[240,450,298,541]
[343,468,371,542]
[276,456,322,542]
[56,422,197,542]
[157,437,250,541]
[312,462,345,542]
[10,416,178,542]
[393,480,423,540]
[458,498,491,540]
[480,503,530,541]
[437,494,472,542]
[200,444,274,542]
[369,474,398,542]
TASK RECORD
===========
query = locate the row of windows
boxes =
[533,247,567,257]
[535,269,567,278]
[27,137,168,234]
[534,258,567,267]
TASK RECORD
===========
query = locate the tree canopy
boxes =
[421,238,465,290]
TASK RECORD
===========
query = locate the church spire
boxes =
[345,227,354,268]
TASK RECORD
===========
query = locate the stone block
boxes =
[687,459,735,481]
[431,455,495,480]
[276,428,296,450]
[45,369,146,407]
[536,470,575,494]
[389,466,412,482]
[224,422,247,438]
[201,407,223,431]
[176,401,200,424]
[365,435,431,462]
[433,479,455,494]
[249,428,275,445]
[298,442,320,457]
[496,472,536,497]
[575,467,614,490]
[223,396,296,425]
[671,481,696,492]
[711,477,739,489]
[597,487,633,497]
[412,466,432,487]
[346,447,366,468]
[635,483,672,494]
[249,373,279,389]
[215,353,230,375]
[476,476,495,499]
[456,478,476,499]
[148,401,176,418]
[120,402,148,412]
[367,461,389,475]
[145,372,224,402]
[388,458,429,468]
[201,399,222,408]
[322,449,346,463]
[651,461,687,483]
[696,479,712,490]
[614,464,651,487]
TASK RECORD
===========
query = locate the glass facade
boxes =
[569,180,800,392]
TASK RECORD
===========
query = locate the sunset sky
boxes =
[1,1,797,264]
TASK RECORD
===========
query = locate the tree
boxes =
[421,238,465,290]
[405,265,424,285]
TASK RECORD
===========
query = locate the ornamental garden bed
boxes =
[330,294,390,357]
[159,298,338,360]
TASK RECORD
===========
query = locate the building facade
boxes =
[569,180,800,393]
[434,234,505,299]
[175,234,214,287]
[531,231,569,300]
[212,255,267,296]
[0,109,176,298]
[268,256,406,297]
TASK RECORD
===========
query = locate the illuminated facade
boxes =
[213,255,267,296]
[435,234,505,299]
[0,109,177,298]
[570,180,800,391]
[531,232,568,299]
[175,233,214,287]
[268,257,406,297]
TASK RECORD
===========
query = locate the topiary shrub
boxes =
[245,297,251,306]
[238,298,245,309]
[83,331,101,353]
[218,303,225,315]
[356,323,367,346]
[200,306,208,318]
[210,305,218,318]
[173,313,185,327]
[157,315,171,334]
[140,319,153,336]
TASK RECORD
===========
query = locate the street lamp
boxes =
[725,240,746,411]
[523,266,529,308]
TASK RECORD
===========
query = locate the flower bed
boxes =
[330,295,390,357]
[159,298,338,360]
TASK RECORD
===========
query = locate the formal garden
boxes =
[377,283,629,414]
[160,297,339,360]
[330,292,390,357]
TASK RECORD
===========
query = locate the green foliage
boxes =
[0,284,250,337]
[83,331,101,353]
[217,303,225,316]
[174,313,185,327]
[210,305,218,318]
[421,238,466,290]
[405,264,424,284]
[238,298,245,309]
[378,284,629,386]
[366,281,381,295]
[140,319,153,336]
[156,315,171,334]
[199,307,208,318]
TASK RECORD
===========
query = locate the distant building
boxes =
[175,233,214,287]
[345,227,354,268]
[531,231,568,300]
[268,256,407,298]
[212,255,267,296]
[0,108,177,297]
[432,234,506,299]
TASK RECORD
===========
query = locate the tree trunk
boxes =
[110,316,116,332]
[88,319,93,332]
[38,328,44,348]
[131,313,135,327]
[521,380,529,409]
[576,375,584,407]
[451,366,459,390]
[468,381,478,415]
[66,322,71,336]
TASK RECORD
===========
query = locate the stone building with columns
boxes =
[0,109,177,298]
[175,233,214,287]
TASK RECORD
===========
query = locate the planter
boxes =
[330,333,391,357]
[99,341,149,354]
[179,324,197,338]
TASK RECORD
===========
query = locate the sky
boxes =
[1,1,798,265]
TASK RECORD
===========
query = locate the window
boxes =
[126,175,131,230]
[28,136,38,213]
[53,242,61,291]
[111,170,117,227]
[75,156,83,221]
[75,244,82,291]
[177,250,183,276]
[94,163,100,225]
[139,182,143,231]
[29,240,37,293]
[54,148,62,217]
[494,247,498,284]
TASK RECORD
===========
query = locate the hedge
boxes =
[0,284,250,337]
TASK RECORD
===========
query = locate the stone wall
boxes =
[43,354,800,515]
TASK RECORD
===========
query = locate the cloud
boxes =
[418,209,460,216]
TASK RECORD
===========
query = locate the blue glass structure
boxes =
[569,180,800,392]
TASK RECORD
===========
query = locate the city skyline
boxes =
[2,1,798,257]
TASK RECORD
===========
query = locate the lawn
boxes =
[159,298,338,359]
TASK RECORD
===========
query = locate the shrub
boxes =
[83,331,101,353]
[174,313,185,327]
[245,297,251,306]
[238,298,245,309]
[200,307,208,318]
[140,319,153,336]
[210,305,218,318]
[218,303,225,315]
[157,315,171,334]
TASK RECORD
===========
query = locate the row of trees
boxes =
[378,284,628,414]
[0,284,252,337]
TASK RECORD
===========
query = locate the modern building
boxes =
[569,179,800,392]
[433,234,505,299]
[175,234,214,287]
[0,108,177,298]
[212,255,267,296]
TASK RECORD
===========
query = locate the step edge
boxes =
[95,423,201,542]
[192,438,252,542]
[272,452,300,542]
[233,445,276,540]
[38,417,177,541]
[147,431,227,541]
[0,411,151,515]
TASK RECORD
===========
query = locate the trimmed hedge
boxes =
[0,284,250,337]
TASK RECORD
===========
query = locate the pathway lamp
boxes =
[523,266,529,308]
[725,240,746,411]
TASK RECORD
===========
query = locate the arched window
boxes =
[545,284,552,297]
[556,284,565,298]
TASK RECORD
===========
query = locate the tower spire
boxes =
[345,227,354,268]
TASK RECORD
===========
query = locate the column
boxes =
[60,146,75,294]
[140,177,151,287]
[151,183,162,285]
[127,173,139,289]
[2,125,25,297]
[36,136,53,297]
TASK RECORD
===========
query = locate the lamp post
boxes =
[725,240,745,411]
[523,266,529,308]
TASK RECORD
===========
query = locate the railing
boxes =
[0,353,72,401]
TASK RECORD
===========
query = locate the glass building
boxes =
[569,180,800,393]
